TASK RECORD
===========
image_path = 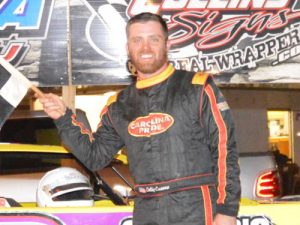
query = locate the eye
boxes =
[131,37,142,44]
[151,37,159,43]
[149,35,163,44]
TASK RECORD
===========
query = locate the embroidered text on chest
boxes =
[128,113,174,137]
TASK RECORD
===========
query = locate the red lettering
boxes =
[167,9,300,51]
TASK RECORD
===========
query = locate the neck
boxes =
[135,64,175,89]
[137,63,169,80]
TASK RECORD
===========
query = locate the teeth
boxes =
[141,54,152,59]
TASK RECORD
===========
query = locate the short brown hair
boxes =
[126,12,168,40]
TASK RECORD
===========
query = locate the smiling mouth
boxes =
[141,54,153,59]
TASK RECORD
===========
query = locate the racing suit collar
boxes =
[136,64,175,89]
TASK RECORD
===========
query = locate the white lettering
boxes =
[212,28,300,71]
[251,218,270,225]
[162,0,188,9]
[238,0,266,9]
[187,0,209,9]
[227,0,240,8]
[237,216,273,225]
[128,0,290,15]
[265,0,289,8]
[145,185,170,193]
[14,0,27,15]
[208,0,229,9]
[130,115,171,130]
[128,0,160,16]
[277,44,300,63]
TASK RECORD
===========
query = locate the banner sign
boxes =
[71,0,300,85]
[0,0,68,86]
[1,1,300,86]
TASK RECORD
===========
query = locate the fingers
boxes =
[38,94,58,109]
[35,93,67,119]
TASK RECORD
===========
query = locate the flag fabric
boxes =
[0,59,31,129]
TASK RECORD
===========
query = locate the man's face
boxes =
[126,21,170,78]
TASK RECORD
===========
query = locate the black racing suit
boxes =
[55,64,241,225]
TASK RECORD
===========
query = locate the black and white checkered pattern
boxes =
[0,64,29,129]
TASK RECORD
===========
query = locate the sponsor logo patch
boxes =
[217,101,230,111]
[128,113,174,137]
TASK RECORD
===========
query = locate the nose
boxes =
[142,40,151,51]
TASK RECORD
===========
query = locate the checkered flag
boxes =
[0,57,43,129]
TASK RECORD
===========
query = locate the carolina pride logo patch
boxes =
[128,113,174,137]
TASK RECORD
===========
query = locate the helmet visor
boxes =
[49,182,94,201]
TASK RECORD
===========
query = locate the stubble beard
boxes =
[129,51,168,75]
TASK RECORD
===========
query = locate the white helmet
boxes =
[37,167,94,207]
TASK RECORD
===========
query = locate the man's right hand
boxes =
[36,93,67,120]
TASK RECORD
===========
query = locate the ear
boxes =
[166,40,171,51]
[126,43,129,56]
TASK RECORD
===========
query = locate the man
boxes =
[38,12,240,225]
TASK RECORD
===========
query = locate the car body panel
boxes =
[239,152,282,200]
[0,143,299,225]
[1,200,300,225]
[0,143,69,153]
[0,205,133,225]
[0,143,75,203]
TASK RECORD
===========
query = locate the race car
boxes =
[0,143,299,225]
